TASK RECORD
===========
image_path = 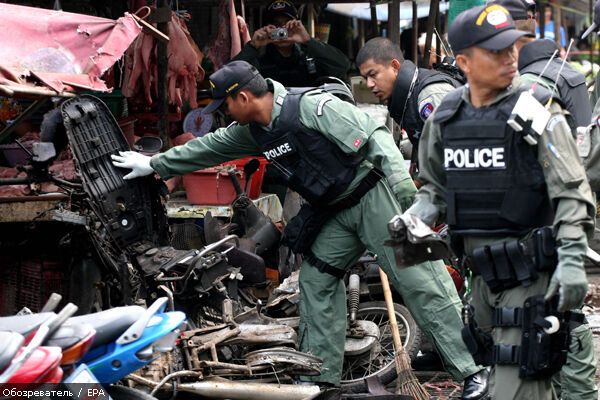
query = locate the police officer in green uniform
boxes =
[490,2,598,398]
[488,0,592,129]
[111,60,489,399]
[400,5,595,399]
[356,37,462,175]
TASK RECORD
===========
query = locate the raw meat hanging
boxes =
[122,10,205,110]
[207,0,251,70]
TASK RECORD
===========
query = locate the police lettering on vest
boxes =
[433,85,555,235]
[249,87,363,206]
[444,147,506,169]
[263,142,294,160]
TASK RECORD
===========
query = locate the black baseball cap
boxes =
[449,4,527,53]
[582,0,600,39]
[203,60,261,114]
[265,0,298,23]
[487,0,535,21]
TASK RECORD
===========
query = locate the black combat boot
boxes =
[462,368,490,400]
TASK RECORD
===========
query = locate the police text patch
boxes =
[263,142,294,160]
[444,147,506,169]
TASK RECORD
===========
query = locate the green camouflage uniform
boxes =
[406,80,595,400]
[150,78,481,385]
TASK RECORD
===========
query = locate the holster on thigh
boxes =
[492,295,573,380]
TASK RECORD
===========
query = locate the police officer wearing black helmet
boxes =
[233,0,350,87]
[398,4,595,399]
[356,38,464,176]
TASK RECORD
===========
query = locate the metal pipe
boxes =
[176,378,321,400]
[150,371,202,396]
[129,374,321,400]
[198,360,253,374]
[0,177,33,186]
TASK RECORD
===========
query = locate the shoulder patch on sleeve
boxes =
[317,97,332,116]
[418,98,435,120]
[546,114,567,132]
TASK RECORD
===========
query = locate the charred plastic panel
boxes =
[60,95,165,249]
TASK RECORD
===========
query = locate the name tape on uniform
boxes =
[444,147,506,169]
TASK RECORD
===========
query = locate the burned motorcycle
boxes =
[2,95,423,396]
[131,162,423,394]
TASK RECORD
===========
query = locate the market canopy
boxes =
[0,3,142,97]
[325,1,449,29]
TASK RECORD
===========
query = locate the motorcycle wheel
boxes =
[106,385,158,400]
[341,301,422,393]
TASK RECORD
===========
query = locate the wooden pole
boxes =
[358,18,366,49]
[553,2,561,48]
[422,0,439,67]
[379,268,430,399]
[370,0,378,38]
[412,1,418,63]
[591,0,596,83]
[156,0,170,149]
[539,1,546,39]
[435,2,441,64]
[389,0,401,44]
[307,4,315,37]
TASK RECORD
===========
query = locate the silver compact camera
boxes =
[270,27,288,40]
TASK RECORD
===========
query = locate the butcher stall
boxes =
[0,1,285,315]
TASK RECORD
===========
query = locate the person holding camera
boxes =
[233,0,350,87]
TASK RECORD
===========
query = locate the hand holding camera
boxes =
[283,19,310,44]
[270,27,289,40]
[249,20,310,48]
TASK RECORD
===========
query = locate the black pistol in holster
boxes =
[384,214,452,267]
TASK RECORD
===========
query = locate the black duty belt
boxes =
[306,168,383,279]
[327,168,383,211]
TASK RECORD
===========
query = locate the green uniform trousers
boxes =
[471,274,555,400]
[298,180,480,385]
[552,319,598,400]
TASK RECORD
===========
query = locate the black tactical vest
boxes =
[433,86,554,236]
[388,60,462,145]
[249,88,363,206]
[519,40,592,128]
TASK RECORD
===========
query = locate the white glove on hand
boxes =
[111,151,154,180]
